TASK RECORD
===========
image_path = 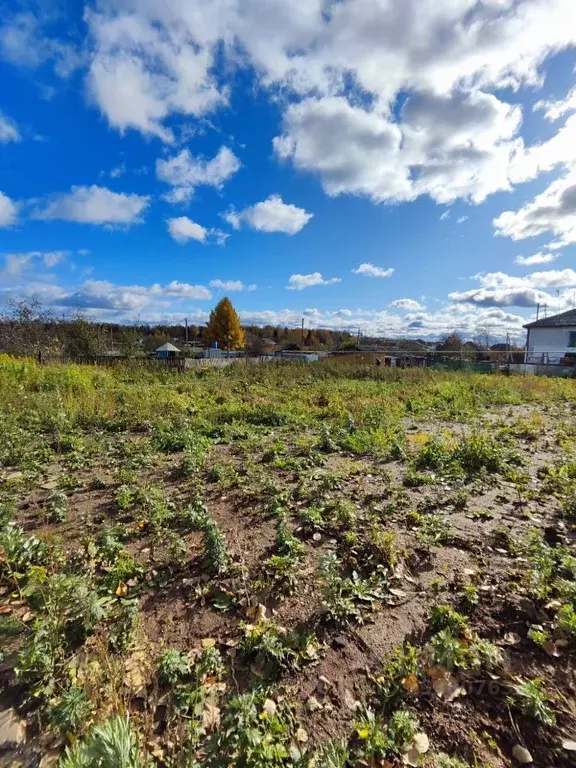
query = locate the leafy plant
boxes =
[276,514,304,558]
[59,714,149,767]
[115,484,134,512]
[108,600,139,653]
[203,692,299,768]
[47,684,93,735]
[375,643,421,710]
[459,582,479,609]
[318,553,361,625]
[318,552,387,625]
[100,553,144,593]
[433,755,471,768]
[508,677,556,726]
[428,604,469,634]
[195,645,225,681]
[239,618,319,675]
[46,490,69,523]
[0,523,48,576]
[298,506,325,532]
[17,573,107,696]
[428,628,469,671]
[556,602,576,638]
[263,554,299,595]
[416,514,450,546]
[453,434,506,476]
[311,740,349,768]
[202,517,230,576]
[354,707,418,762]
[157,648,191,685]
[95,527,125,564]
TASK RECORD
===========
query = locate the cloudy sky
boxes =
[1,0,576,339]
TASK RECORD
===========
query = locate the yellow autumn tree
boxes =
[205,297,245,350]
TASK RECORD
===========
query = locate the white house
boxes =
[524,309,576,364]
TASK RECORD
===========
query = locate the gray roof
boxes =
[524,308,576,329]
[155,342,181,352]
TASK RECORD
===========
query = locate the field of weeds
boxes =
[1,354,576,768]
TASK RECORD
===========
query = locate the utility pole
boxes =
[357,327,361,346]
[185,317,189,345]
[536,302,540,320]
[301,318,304,348]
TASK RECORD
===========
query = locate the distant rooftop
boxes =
[155,342,181,352]
[524,308,576,329]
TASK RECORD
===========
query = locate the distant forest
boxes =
[0,299,517,359]
[0,298,369,358]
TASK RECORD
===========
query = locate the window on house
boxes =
[569,331,576,347]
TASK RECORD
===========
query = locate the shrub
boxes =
[508,677,556,726]
[202,518,230,576]
[47,684,93,734]
[46,490,69,523]
[157,649,191,685]
[203,692,298,767]
[0,524,48,575]
[59,714,149,768]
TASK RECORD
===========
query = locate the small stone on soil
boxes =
[306,696,322,712]
[0,709,26,750]
[512,745,533,764]
[316,675,332,695]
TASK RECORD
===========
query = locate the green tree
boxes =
[437,332,463,352]
[59,316,108,358]
[205,297,245,350]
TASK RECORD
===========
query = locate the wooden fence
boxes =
[33,354,272,371]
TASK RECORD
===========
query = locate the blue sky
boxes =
[1,0,576,340]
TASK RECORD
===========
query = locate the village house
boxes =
[524,308,576,364]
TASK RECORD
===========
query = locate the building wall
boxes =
[527,326,576,363]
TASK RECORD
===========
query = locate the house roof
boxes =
[524,308,576,329]
[155,342,181,352]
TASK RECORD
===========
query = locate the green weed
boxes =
[508,677,556,726]
[157,649,191,685]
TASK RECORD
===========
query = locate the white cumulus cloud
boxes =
[286,272,341,290]
[0,11,82,78]
[33,185,150,226]
[534,86,576,122]
[224,195,313,235]
[0,111,20,143]
[274,89,523,205]
[353,263,395,278]
[450,268,576,309]
[81,0,576,152]
[167,216,208,244]
[515,252,559,266]
[86,7,224,142]
[0,191,18,228]
[4,0,576,222]
[494,167,576,248]
[157,146,240,204]
[390,298,425,311]
[210,279,257,292]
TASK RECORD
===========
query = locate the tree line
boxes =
[0,298,355,359]
[1,298,518,360]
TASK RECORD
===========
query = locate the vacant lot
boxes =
[1,356,576,767]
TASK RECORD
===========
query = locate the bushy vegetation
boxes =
[0,356,574,767]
